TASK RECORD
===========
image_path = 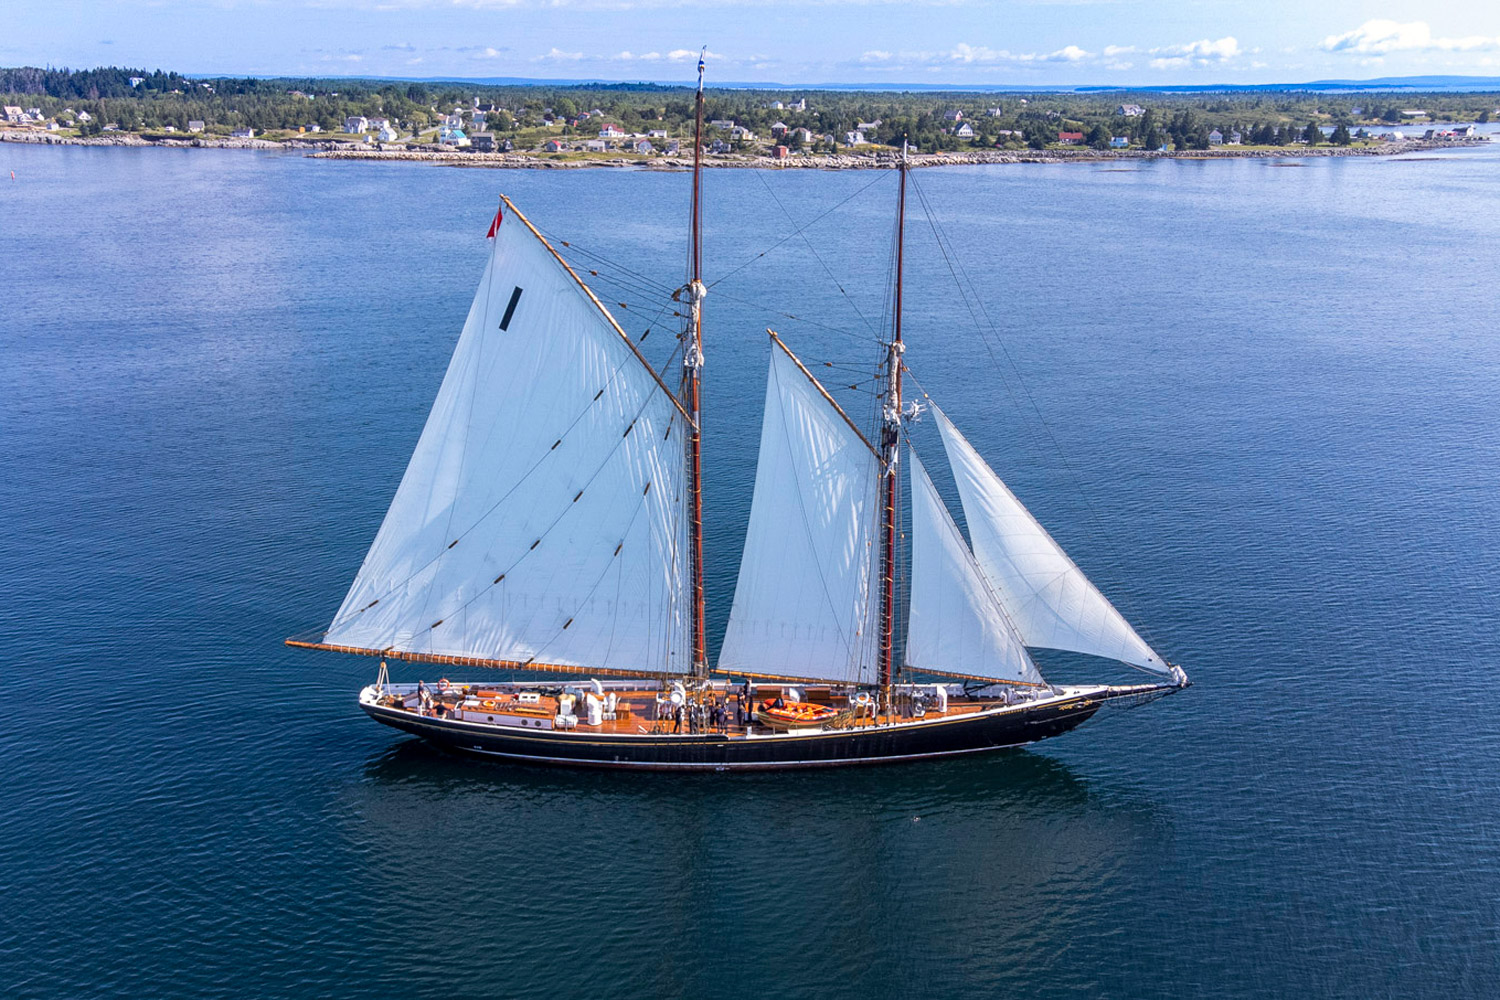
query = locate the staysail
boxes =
[717,341,881,684]
[905,450,1044,686]
[933,406,1167,674]
[320,203,691,674]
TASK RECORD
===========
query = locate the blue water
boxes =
[2,140,1499,998]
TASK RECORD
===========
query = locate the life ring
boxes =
[437,678,452,693]
[481,699,496,709]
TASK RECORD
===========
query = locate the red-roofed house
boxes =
[1058,131,1084,145]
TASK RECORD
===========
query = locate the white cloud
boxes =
[860,50,894,63]
[535,48,584,62]
[1147,36,1240,70]
[1321,20,1500,55]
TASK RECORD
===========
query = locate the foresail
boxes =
[905,450,1043,686]
[322,205,689,674]
[934,406,1168,674]
[717,346,880,684]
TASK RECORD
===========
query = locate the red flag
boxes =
[486,204,503,238]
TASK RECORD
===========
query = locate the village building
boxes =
[954,123,975,138]
[343,116,368,133]
[770,122,788,137]
[377,124,399,142]
[1117,104,1145,117]
[845,130,867,146]
[187,120,205,133]
[1110,136,1129,148]
[789,127,814,145]
[599,124,626,138]
[1208,129,1223,145]
[231,127,255,138]
[772,145,790,159]
[1057,131,1084,145]
[543,139,565,152]
[634,139,654,154]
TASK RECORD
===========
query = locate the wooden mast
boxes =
[879,144,908,718]
[684,51,708,677]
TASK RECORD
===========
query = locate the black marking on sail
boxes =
[498,286,524,331]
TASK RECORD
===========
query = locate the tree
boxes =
[491,110,513,131]
[1303,119,1321,144]
[1382,106,1403,123]
[1086,121,1110,150]
[1330,123,1352,146]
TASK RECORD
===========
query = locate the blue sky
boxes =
[7,1,1500,85]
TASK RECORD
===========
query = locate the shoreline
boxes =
[1,128,1487,169]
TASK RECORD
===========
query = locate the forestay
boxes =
[717,347,880,684]
[905,450,1043,686]
[933,406,1167,674]
[322,208,690,674]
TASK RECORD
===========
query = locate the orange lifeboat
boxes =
[755,699,839,729]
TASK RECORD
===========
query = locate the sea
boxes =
[2,134,1498,999]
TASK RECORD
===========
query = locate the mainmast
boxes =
[684,51,709,677]
[879,143,908,715]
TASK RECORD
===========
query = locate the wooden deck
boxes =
[397,686,996,737]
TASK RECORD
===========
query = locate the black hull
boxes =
[359,695,1108,771]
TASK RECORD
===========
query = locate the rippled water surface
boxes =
[3,139,1499,998]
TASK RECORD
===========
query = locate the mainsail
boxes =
[905,450,1044,686]
[320,203,691,674]
[717,341,881,684]
[933,406,1167,674]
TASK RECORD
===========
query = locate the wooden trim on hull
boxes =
[359,696,1102,771]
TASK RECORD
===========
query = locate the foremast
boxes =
[683,51,709,678]
[878,144,908,716]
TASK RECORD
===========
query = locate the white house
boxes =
[943,110,963,122]
[599,124,626,138]
[231,127,254,138]
[584,139,608,152]
[1208,129,1223,145]
[856,120,881,131]
[187,120,205,133]
[788,99,806,112]
[2,106,22,123]
[368,118,391,132]
[789,127,814,145]
[844,130,867,145]
[648,129,669,138]
[378,124,399,142]
[343,116,368,133]
[1117,104,1145,117]
[439,127,469,147]
[769,100,784,110]
[1109,136,1129,148]
[710,119,735,130]
[729,126,756,141]
[954,123,974,138]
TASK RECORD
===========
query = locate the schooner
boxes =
[287,61,1189,769]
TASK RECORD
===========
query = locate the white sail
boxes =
[717,346,880,684]
[323,207,690,674]
[934,406,1167,674]
[905,450,1043,685]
